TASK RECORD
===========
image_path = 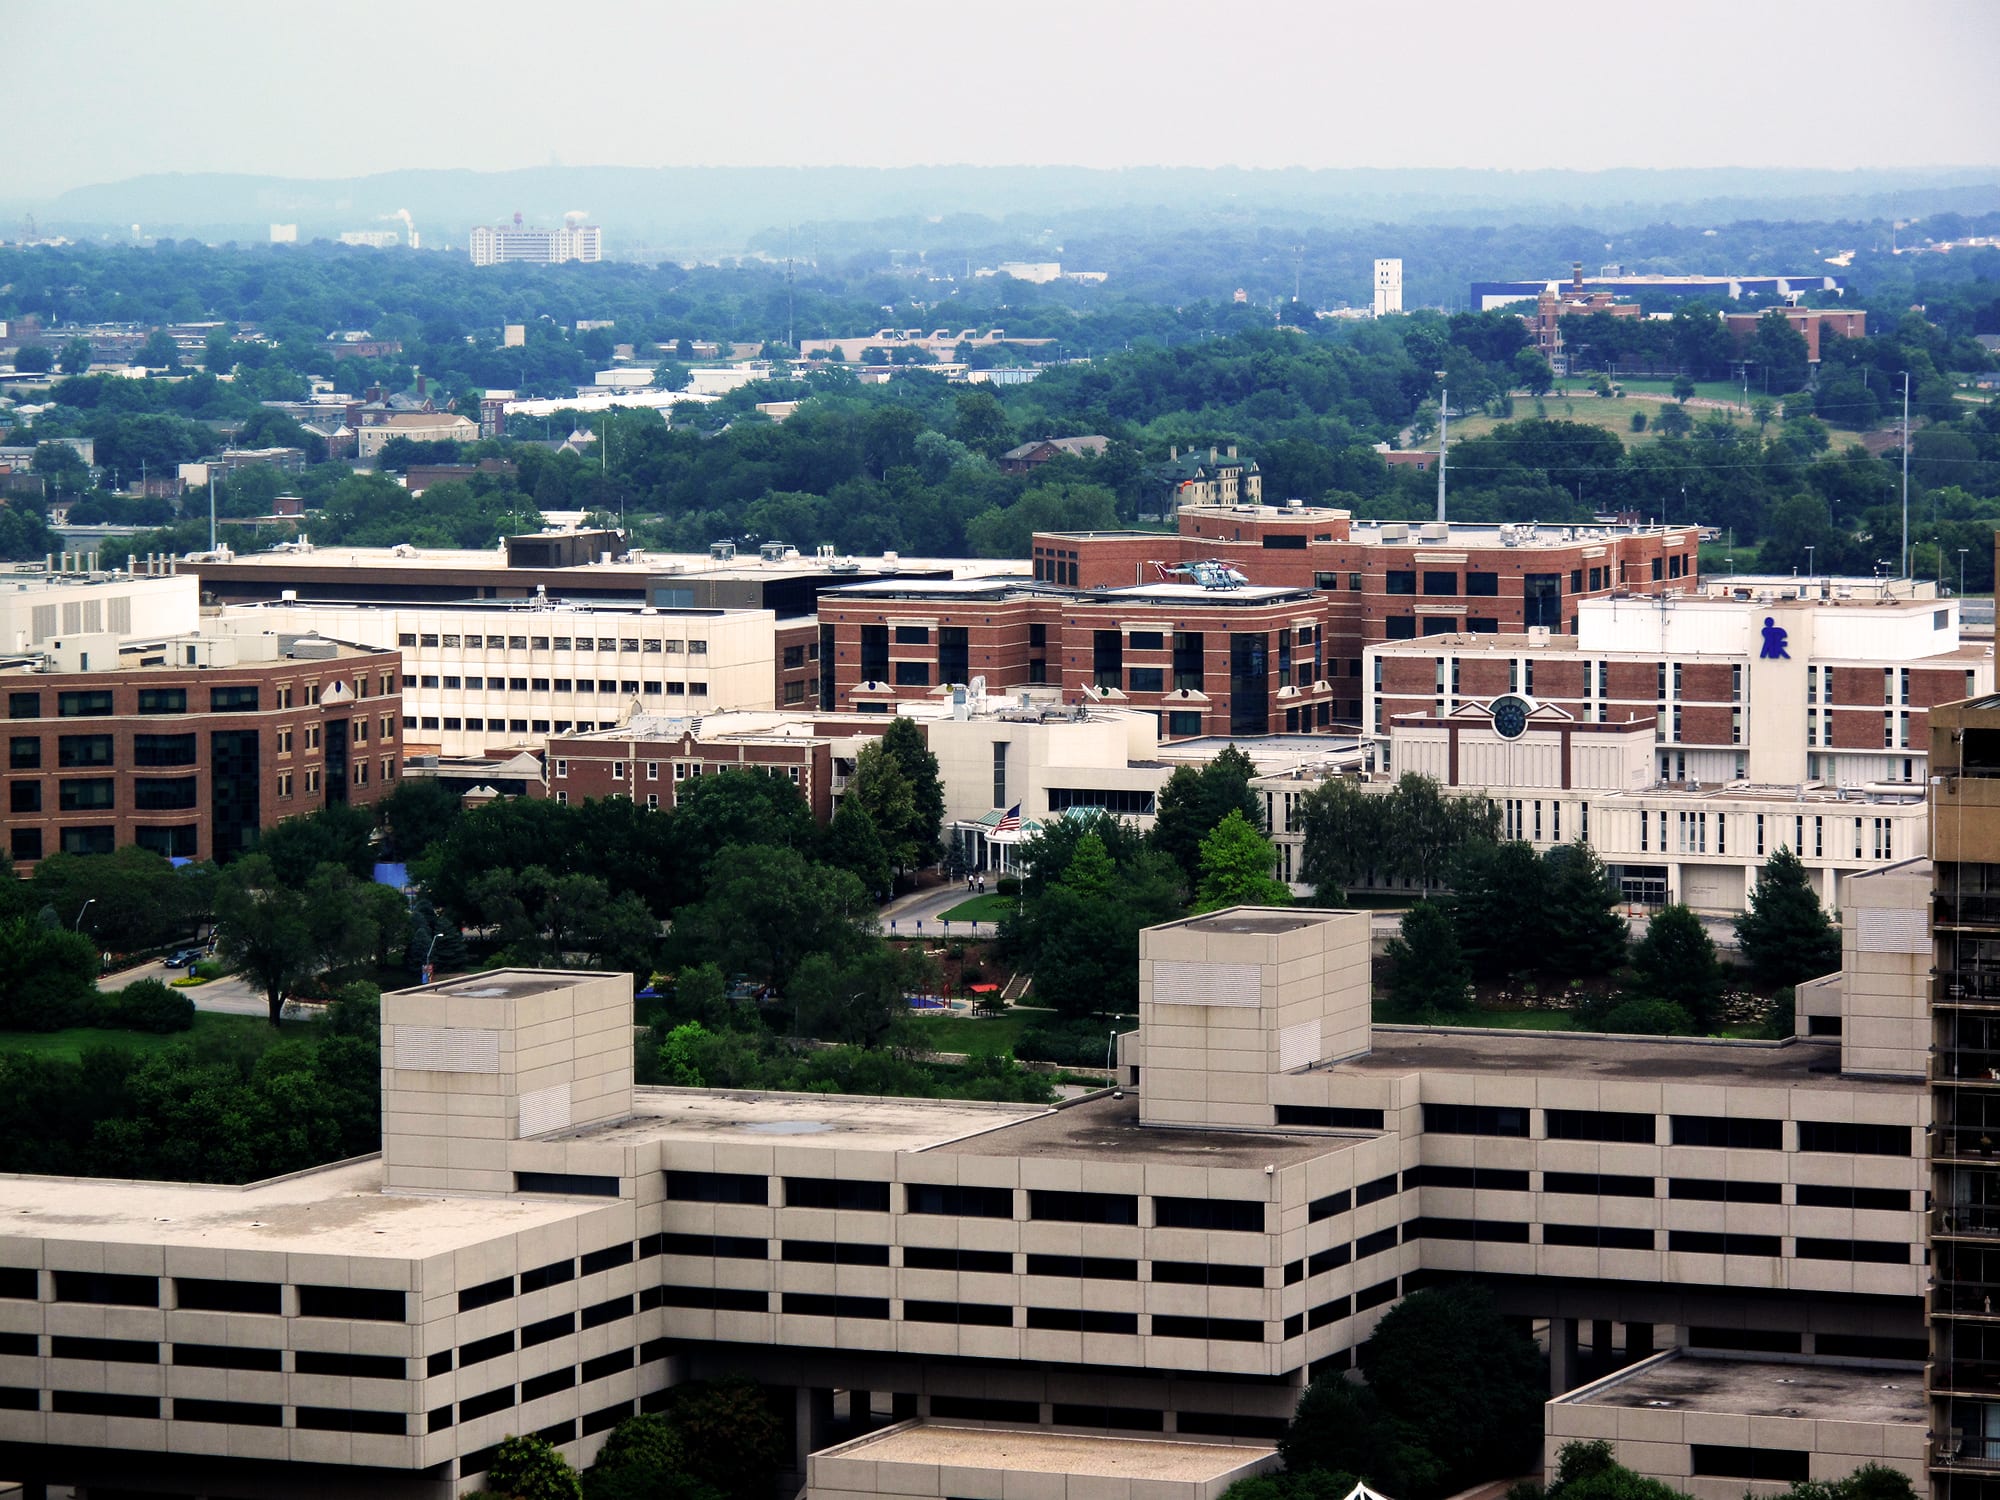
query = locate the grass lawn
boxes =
[0,1010,302,1064]
[1602,377,1760,406]
[905,1011,1031,1057]
[938,895,1013,924]
[1452,391,1863,453]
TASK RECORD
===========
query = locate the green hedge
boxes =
[1015,1017,1128,1067]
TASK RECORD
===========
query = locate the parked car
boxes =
[164,947,205,969]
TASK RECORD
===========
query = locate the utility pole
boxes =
[1901,370,1911,578]
[208,474,216,553]
[1434,374,1449,524]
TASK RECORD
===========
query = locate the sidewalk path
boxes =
[877,884,1005,941]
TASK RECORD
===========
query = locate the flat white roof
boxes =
[820,1422,1274,1482]
[0,1159,603,1258]
[558,1088,1047,1153]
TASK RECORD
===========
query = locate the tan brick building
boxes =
[0,879,1942,1497]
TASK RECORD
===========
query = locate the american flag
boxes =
[994,803,1022,833]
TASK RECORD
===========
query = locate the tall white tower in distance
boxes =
[1373,258,1403,318]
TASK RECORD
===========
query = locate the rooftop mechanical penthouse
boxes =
[0,885,1940,1498]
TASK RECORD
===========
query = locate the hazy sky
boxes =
[10,0,1999,197]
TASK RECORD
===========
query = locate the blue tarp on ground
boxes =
[373,862,410,890]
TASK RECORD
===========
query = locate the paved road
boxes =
[99,958,269,1017]
[877,884,1002,940]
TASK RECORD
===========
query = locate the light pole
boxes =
[1434,372,1449,524]
[1960,548,1970,602]
[1902,371,1912,578]
[73,898,95,931]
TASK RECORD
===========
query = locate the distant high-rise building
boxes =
[1372,257,1403,317]
[268,223,297,244]
[469,214,603,267]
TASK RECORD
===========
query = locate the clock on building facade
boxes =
[1489,694,1532,740]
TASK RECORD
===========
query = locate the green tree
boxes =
[1632,903,1724,1029]
[30,845,207,954]
[952,388,1014,455]
[582,1411,723,1500]
[1295,776,1384,905]
[1357,1283,1545,1498]
[667,769,816,905]
[879,716,945,867]
[1543,1441,1689,1500]
[1385,902,1472,1016]
[669,845,875,988]
[1194,809,1291,911]
[481,1433,582,1500]
[1734,848,1840,990]
[1513,349,1555,397]
[654,1378,790,1500]
[0,917,100,1031]
[1752,310,1811,390]
[1445,839,1548,981]
[1671,374,1697,402]
[202,329,234,373]
[789,942,928,1047]
[213,856,380,1025]
[1751,395,1776,432]
[963,482,1118,558]
[1011,830,1182,1018]
[1149,745,1263,893]
[820,795,893,898]
[136,330,181,372]
[257,801,377,883]
[1770,1466,1919,1500]
[1540,843,1628,980]
[57,337,93,375]
[13,344,53,374]
[1280,1377,1439,1499]
[1655,402,1693,438]
[374,776,464,861]
[848,741,920,875]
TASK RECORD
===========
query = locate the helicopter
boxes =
[1150,558,1250,590]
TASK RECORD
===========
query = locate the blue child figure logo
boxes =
[1759,616,1789,660]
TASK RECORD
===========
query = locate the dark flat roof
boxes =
[1336,1029,1917,1094]
[938,1093,1362,1166]
[1562,1354,1922,1425]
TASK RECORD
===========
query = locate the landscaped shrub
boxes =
[104,978,196,1034]
[1015,1015,1128,1067]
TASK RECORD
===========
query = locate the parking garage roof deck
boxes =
[816,1421,1275,1481]
[939,1092,1364,1165]
[0,1159,604,1257]
[1558,1352,1924,1427]
[562,1088,1049,1154]
[1338,1028,1917,1092]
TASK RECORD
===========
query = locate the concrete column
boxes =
[1592,1319,1614,1363]
[794,1386,836,1473]
[1627,1322,1656,1361]
[892,1391,919,1421]
[1549,1317,1580,1395]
